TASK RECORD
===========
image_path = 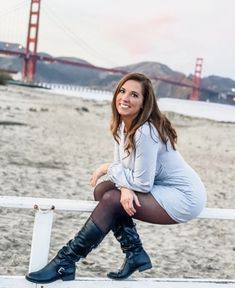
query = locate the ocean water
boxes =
[47,86,235,122]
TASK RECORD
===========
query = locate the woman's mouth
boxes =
[120,103,130,109]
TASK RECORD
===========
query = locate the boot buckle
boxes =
[58,267,65,275]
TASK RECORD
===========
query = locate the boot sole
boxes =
[107,262,152,280]
[25,273,75,284]
[25,275,59,284]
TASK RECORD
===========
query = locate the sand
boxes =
[0,85,234,279]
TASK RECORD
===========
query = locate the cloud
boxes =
[105,16,177,56]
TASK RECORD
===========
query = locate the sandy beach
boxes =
[0,85,234,279]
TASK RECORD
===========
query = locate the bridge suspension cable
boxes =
[42,2,118,67]
[0,0,29,43]
[0,0,28,18]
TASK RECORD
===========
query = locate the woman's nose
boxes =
[121,93,129,102]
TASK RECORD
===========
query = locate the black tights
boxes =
[91,181,177,233]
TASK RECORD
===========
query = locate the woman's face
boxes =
[116,79,144,123]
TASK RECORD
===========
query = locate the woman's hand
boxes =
[120,187,141,216]
[90,163,109,187]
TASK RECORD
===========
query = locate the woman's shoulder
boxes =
[135,121,159,141]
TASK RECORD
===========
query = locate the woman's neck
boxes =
[122,118,132,133]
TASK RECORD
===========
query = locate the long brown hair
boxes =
[111,73,177,154]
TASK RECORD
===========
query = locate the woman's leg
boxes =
[26,182,176,284]
[94,181,130,229]
[93,183,152,279]
[26,217,105,284]
[132,192,178,224]
[93,180,177,225]
[25,182,119,284]
[93,180,116,201]
[92,182,176,279]
[91,187,127,233]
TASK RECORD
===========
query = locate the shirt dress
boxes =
[107,122,207,223]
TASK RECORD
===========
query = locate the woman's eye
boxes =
[132,93,138,98]
[119,89,125,94]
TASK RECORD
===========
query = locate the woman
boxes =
[25,73,206,284]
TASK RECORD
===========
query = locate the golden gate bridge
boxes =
[0,0,217,101]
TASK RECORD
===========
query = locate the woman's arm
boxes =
[90,163,110,187]
[90,140,121,187]
[107,126,160,192]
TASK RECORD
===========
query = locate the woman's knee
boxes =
[100,189,121,208]
[93,180,116,201]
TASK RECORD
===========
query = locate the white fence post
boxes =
[28,206,54,273]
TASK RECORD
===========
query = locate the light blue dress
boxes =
[107,122,207,223]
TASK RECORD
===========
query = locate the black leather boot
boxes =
[25,218,105,284]
[107,217,152,280]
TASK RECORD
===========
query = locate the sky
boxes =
[0,0,235,80]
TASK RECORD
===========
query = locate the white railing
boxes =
[0,195,235,288]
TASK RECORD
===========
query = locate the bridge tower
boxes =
[191,57,203,101]
[22,0,41,81]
